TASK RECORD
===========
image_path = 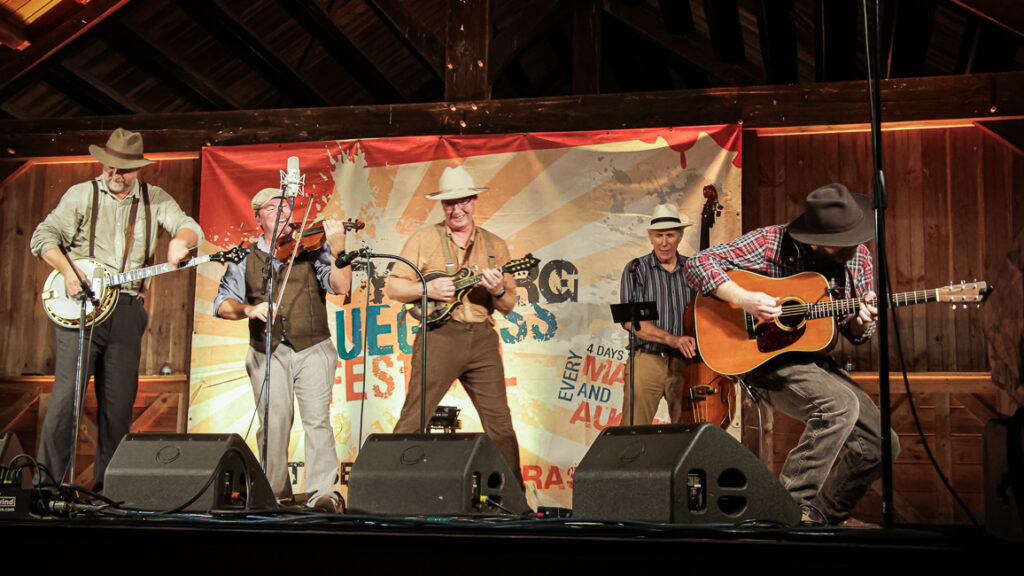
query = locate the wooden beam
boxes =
[952,0,1024,38]
[572,0,601,95]
[604,0,761,86]
[976,119,1024,156]
[99,20,241,110]
[129,393,175,432]
[814,0,860,82]
[489,0,573,85]
[172,0,329,107]
[0,0,132,94]
[852,371,996,395]
[43,63,137,115]
[2,71,1024,159]
[276,0,405,103]
[934,393,954,521]
[0,11,30,50]
[955,393,1001,423]
[366,0,445,77]
[658,0,693,35]
[756,0,798,84]
[886,0,938,78]
[701,0,744,63]
[0,393,35,429]
[445,0,490,101]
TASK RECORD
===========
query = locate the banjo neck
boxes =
[107,254,213,287]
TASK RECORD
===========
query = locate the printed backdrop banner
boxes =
[190,126,742,508]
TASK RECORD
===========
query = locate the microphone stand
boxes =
[337,249,430,432]
[257,194,294,474]
[862,0,894,527]
[628,261,642,426]
[56,246,100,488]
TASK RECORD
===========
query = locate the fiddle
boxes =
[273,218,364,261]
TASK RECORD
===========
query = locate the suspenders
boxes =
[88,179,153,273]
[434,223,495,271]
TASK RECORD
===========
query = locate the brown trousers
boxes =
[394,319,523,483]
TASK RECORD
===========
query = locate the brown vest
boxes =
[244,248,331,353]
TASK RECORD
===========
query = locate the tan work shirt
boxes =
[390,224,517,323]
[30,176,204,294]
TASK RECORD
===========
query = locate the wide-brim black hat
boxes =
[788,183,875,247]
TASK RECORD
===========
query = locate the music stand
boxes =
[610,301,659,426]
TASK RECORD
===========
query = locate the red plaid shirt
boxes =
[684,225,876,343]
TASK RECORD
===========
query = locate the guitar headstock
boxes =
[504,253,540,274]
[210,245,250,264]
[936,280,992,308]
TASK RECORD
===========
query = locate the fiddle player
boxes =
[214,187,351,512]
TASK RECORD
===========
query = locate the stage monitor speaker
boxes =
[348,433,530,516]
[985,410,1024,542]
[573,423,800,526]
[104,433,277,513]
[0,431,31,488]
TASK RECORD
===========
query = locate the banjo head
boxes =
[41,258,119,328]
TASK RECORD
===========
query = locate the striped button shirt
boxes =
[620,251,693,355]
[683,224,876,343]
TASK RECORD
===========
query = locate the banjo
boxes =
[41,246,249,329]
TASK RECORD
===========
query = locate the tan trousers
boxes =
[621,351,688,426]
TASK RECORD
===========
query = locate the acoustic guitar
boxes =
[41,246,249,329]
[692,270,991,375]
[405,253,540,325]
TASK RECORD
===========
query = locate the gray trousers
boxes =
[245,338,339,504]
[38,295,147,489]
[746,355,901,523]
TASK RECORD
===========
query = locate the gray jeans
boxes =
[746,355,900,523]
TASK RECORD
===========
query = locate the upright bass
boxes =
[681,185,739,428]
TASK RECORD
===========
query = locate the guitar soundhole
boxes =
[777,299,806,330]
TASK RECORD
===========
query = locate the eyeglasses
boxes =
[441,197,475,209]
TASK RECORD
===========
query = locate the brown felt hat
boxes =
[788,183,874,247]
[88,128,155,170]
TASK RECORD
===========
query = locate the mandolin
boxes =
[405,254,540,325]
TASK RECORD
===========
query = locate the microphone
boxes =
[334,247,370,269]
[281,156,304,198]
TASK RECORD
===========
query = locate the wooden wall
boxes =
[745,126,1024,374]
[2,125,1021,378]
[0,158,200,377]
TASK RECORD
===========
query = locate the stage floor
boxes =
[1,511,1015,572]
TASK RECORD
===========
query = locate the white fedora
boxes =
[648,203,693,230]
[426,165,489,201]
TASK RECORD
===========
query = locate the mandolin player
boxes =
[384,164,523,484]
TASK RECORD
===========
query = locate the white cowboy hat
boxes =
[426,165,489,200]
[648,203,693,230]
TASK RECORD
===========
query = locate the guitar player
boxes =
[683,183,900,526]
[29,128,203,490]
[384,164,523,483]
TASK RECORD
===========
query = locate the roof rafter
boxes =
[276,0,405,103]
[172,0,330,107]
[489,0,574,85]
[365,0,445,78]
[0,0,133,94]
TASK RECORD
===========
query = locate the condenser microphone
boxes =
[281,156,304,198]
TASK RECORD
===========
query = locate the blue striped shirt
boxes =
[619,251,693,355]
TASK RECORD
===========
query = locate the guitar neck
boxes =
[806,289,938,319]
[109,254,211,287]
